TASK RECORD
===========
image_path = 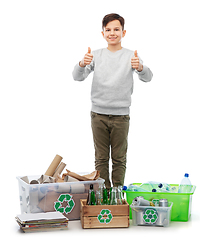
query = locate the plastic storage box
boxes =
[16,175,105,220]
[131,202,173,227]
[124,183,196,221]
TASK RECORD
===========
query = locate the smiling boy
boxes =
[72,13,153,189]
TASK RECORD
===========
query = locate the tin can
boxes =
[132,196,143,205]
[132,196,150,206]
[159,199,168,207]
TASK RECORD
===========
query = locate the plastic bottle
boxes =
[145,181,176,193]
[123,184,149,192]
[178,173,192,193]
[139,183,155,192]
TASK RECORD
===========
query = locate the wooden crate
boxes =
[80,199,129,229]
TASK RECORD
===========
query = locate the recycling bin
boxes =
[124,183,196,221]
[80,199,130,228]
[16,175,105,220]
[131,202,173,227]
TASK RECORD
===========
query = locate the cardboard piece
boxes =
[56,174,64,183]
[38,175,56,184]
[45,155,63,176]
[38,191,88,220]
[21,176,29,184]
[53,162,66,179]
[16,211,68,232]
[64,175,79,182]
[62,170,100,181]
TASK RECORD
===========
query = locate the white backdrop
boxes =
[1,0,208,237]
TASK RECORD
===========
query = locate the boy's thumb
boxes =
[134,50,138,57]
[88,47,91,54]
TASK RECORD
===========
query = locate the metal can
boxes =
[132,196,144,205]
[132,196,150,206]
[159,199,168,207]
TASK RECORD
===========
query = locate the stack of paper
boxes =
[15,212,68,233]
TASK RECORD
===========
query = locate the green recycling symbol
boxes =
[143,208,158,224]
[54,194,75,214]
[97,209,113,224]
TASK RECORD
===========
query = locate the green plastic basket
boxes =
[124,183,196,221]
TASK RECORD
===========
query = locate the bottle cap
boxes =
[123,186,127,191]
[90,184,93,189]
[152,189,157,192]
[158,183,163,188]
[184,173,189,177]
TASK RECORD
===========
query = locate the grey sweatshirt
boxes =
[72,48,153,115]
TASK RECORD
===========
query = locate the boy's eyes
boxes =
[105,29,120,32]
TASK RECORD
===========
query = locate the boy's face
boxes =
[102,20,126,46]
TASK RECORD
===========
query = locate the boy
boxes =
[72,13,153,189]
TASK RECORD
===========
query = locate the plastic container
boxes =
[178,173,192,193]
[124,183,196,222]
[16,174,105,220]
[131,202,173,227]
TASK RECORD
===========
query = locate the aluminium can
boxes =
[159,199,168,207]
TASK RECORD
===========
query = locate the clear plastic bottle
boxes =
[178,173,192,193]
[147,181,176,193]
[124,184,149,192]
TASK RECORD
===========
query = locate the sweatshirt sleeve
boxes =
[135,65,153,82]
[134,54,153,82]
[72,60,94,81]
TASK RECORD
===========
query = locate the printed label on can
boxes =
[152,199,159,206]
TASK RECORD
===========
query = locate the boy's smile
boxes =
[102,20,126,51]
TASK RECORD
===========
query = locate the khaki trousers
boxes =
[91,111,130,189]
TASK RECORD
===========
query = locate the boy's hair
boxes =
[102,13,125,30]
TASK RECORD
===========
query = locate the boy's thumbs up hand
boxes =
[131,50,143,72]
[79,47,93,67]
